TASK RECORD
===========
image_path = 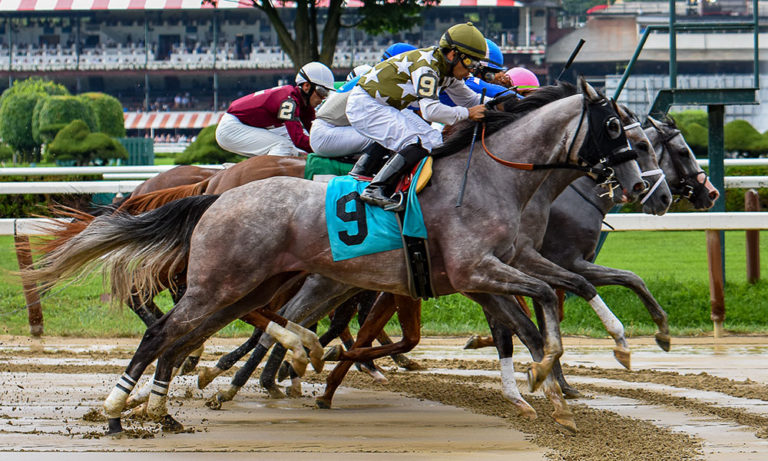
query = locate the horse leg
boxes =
[514,247,630,369]
[317,293,399,409]
[198,327,262,389]
[356,292,421,371]
[207,342,270,409]
[104,273,300,434]
[573,259,671,352]
[128,286,165,328]
[260,344,292,398]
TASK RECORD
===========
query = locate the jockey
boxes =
[345,23,488,210]
[308,44,416,172]
[346,64,373,82]
[507,67,540,96]
[439,38,511,107]
[215,61,334,157]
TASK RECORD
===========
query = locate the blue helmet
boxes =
[381,43,417,61]
[484,39,504,71]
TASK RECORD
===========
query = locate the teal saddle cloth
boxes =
[325,159,428,262]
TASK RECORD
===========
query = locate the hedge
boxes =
[36,96,98,145]
[0,93,41,159]
[175,125,242,164]
[46,119,127,166]
[78,92,126,137]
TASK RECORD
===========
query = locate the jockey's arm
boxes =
[284,119,313,153]
[412,68,482,126]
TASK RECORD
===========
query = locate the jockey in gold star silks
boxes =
[344,23,489,210]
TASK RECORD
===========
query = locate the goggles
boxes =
[459,53,480,72]
[314,85,330,98]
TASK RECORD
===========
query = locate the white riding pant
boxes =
[346,86,443,153]
[215,113,304,157]
[309,118,374,158]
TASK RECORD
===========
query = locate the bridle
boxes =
[623,120,665,205]
[480,95,639,189]
[650,123,709,201]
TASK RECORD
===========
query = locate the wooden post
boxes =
[14,235,44,337]
[706,230,725,338]
[745,189,760,284]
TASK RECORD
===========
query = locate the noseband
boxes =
[623,120,665,205]
[653,126,708,201]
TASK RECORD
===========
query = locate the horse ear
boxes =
[646,115,662,130]
[578,76,600,102]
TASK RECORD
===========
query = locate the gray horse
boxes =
[25,79,646,434]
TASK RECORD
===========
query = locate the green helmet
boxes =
[439,22,487,61]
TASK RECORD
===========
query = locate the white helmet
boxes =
[346,64,373,81]
[295,61,335,93]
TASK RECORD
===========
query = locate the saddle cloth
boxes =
[325,158,429,262]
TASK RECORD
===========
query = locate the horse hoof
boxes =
[561,385,582,400]
[286,383,302,398]
[128,402,148,417]
[266,386,286,399]
[322,345,343,362]
[613,347,631,370]
[197,366,222,390]
[159,414,184,433]
[505,397,537,420]
[290,357,308,378]
[276,362,292,382]
[179,356,201,376]
[463,335,481,350]
[106,417,123,435]
[315,398,332,409]
[364,368,389,384]
[527,363,547,392]
[394,355,424,371]
[309,353,325,374]
[552,409,578,433]
[655,333,671,352]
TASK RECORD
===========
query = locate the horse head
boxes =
[575,77,647,204]
[645,115,719,210]
[616,104,671,215]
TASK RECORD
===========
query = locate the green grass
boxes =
[1,232,766,338]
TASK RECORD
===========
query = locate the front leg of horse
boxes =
[576,260,671,352]
[462,259,563,392]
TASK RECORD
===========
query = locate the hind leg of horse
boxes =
[104,273,300,434]
[357,292,421,371]
[317,293,400,409]
[515,248,630,369]
[128,287,166,328]
[573,259,670,352]
[198,327,263,390]
[206,342,270,409]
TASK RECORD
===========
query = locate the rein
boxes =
[622,120,667,206]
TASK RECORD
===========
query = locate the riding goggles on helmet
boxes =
[314,85,330,98]
[459,53,480,72]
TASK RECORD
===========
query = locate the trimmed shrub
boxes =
[0,93,41,160]
[46,119,127,166]
[31,97,47,145]
[175,125,242,164]
[78,92,126,137]
[36,96,97,145]
[724,119,763,156]
[670,110,708,130]
[680,122,709,156]
[0,77,68,109]
[0,141,13,162]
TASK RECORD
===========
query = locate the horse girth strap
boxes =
[479,122,587,173]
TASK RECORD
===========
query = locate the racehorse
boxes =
[22,78,647,434]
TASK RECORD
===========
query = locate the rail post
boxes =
[745,189,760,283]
[706,230,725,339]
[14,234,44,336]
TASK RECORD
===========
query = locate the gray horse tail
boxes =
[23,195,220,306]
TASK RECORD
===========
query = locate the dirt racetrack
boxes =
[1,334,767,460]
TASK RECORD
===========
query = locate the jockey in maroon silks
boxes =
[216,61,335,157]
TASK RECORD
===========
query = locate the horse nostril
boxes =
[710,190,720,200]
[633,181,646,193]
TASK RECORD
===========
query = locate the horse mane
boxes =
[432,81,578,158]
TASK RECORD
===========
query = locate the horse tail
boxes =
[115,177,212,215]
[31,206,99,256]
[23,195,220,305]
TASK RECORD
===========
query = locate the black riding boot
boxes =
[349,143,390,179]
[360,143,428,211]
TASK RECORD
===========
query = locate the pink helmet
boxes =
[506,67,540,89]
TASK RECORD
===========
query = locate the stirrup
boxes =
[383,192,405,212]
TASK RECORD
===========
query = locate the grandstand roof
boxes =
[0,0,522,12]
[124,111,224,130]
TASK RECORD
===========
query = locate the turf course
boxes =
[0,231,766,338]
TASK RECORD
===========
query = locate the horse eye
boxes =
[605,117,622,139]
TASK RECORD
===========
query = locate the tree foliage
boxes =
[671,110,768,157]
[175,125,242,165]
[0,77,68,109]
[205,0,436,68]
[78,92,126,138]
[46,119,127,166]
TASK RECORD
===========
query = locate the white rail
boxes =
[697,159,768,167]
[601,212,767,231]
[0,165,224,176]
[0,181,143,194]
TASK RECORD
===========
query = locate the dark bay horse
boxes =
[24,78,647,434]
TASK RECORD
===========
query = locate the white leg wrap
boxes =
[146,379,170,417]
[266,322,305,359]
[285,321,321,349]
[500,357,523,401]
[104,373,136,418]
[588,295,625,341]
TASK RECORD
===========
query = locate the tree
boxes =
[724,119,762,156]
[46,119,127,166]
[204,0,437,68]
[78,92,127,138]
[175,125,243,165]
[36,96,97,145]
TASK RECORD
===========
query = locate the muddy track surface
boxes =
[1,336,767,460]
